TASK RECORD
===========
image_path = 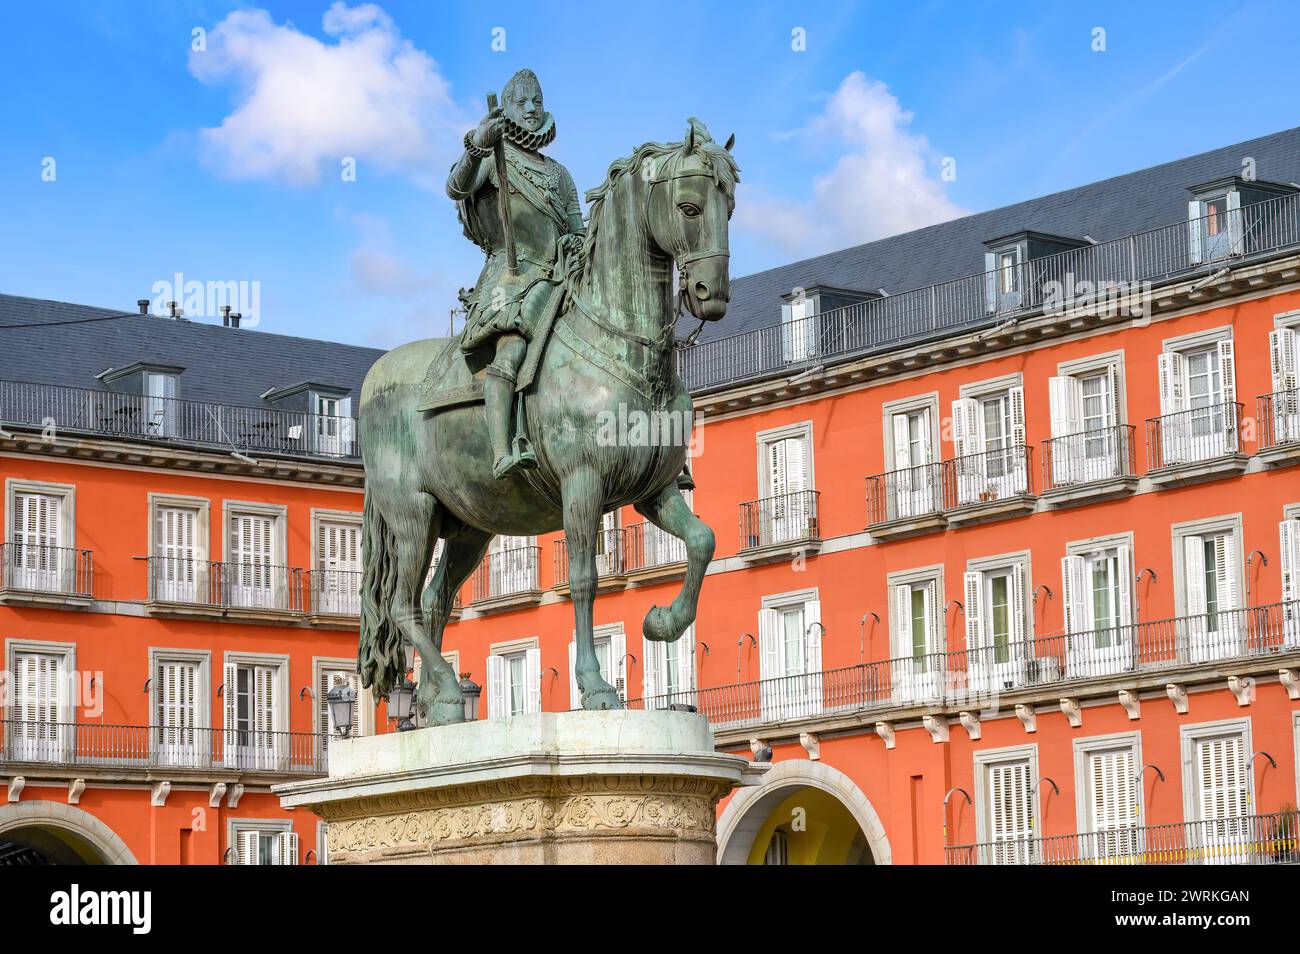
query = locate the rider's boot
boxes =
[676,462,695,490]
[485,367,520,480]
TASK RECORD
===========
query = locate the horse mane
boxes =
[580,121,739,284]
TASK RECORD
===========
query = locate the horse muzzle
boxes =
[682,254,730,321]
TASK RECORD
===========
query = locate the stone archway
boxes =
[0,801,138,865]
[716,758,891,865]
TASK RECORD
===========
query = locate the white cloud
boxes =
[189,3,468,186]
[736,72,966,258]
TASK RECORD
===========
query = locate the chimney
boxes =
[167,301,181,319]
[220,305,232,328]
[137,299,150,315]
[230,312,242,329]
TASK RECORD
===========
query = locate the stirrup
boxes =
[512,435,539,470]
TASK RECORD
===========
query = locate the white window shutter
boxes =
[278,831,299,865]
[951,398,978,459]
[679,624,697,692]
[486,654,505,718]
[525,647,541,713]
[1198,733,1248,822]
[223,661,238,763]
[642,637,660,702]
[1010,564,1028,642]
[1217,339,1237,407]
[610,628,627,700]
[1225,190,1243,254]
[1008,386,1026,449]
[1106,364,1123,425]
[963,571,983,652]
[1157,352,1185,415]
[983,252,998,313]
[1061,555,1089,636]
[989,760,1034,846]
[1048,376,1081,439]
[1215,533,1238,613]
[1089,747,1138,834]
[892,414,911,471]
[568,641,579,709]
[1270,328,1298,394]
[767,440,787,498]
[805,600,822,674]
[894,584,912,657]
[239,830,260,865]
[758,608,779,681]
[924,582,941,657]
[1187,199,1203,264]
[1280,520,1300,605]
[1116,544,1134,628]
[1184,536,1207,616]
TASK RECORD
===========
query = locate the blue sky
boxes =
[1,0,1297,349]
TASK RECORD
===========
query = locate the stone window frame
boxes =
[4,636,77,723]
[1071,730,1145,832]
[885,564,945,658]
[754,420,816,497]
[221,649,291,735]
[147,646,213,731]
[972,742,1040,846]
[1178,716,1253,826]
[225,816,293,865]
[312,655,374,738]
[1169,513,1244,618]
[147,492,212,564]
[1055,349,1129,426]
[957,370,1024,402]
[1161,324,1233,355]
[220,499,289,566]
[4,477,77,550]
[880,392,941,470]
[965,549,1035,641]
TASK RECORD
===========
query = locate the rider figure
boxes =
[447,69,584,480]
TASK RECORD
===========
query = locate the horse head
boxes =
[642,118,739,322]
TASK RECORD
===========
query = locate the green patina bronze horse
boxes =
[357,121,738,724]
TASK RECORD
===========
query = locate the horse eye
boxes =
[678,203,701,218]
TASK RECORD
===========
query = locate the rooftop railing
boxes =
[0,720,327,776]
[471,546,541,601]
[945,811,1300,866]
[677,191,1300,393]
[0,543,93,599]
[0,380,359,460]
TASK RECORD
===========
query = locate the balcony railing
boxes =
[146,557,302,612]
[739,490,821,550]
[0,720,326,775]
[471,546,540,601]
[0,380,359,460]
[0,543,93,598]
[623,521,687,574]
[866,461,948,525]
[950,445,1034,507]
[306,568,361,617]
[676,191,1300,393]
[1146,401,1243,470]
[1042,424,1136,491]
[553,528,627,587]
[945,811,1300,866]
[1259,389,1300,450]
[649,600,1300,731]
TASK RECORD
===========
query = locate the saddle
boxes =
[415,278,567,415]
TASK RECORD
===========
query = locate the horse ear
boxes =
[724,132,735,152]
[685,122,696,153]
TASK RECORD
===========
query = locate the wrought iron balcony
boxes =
[738,490,821,554]
[676,191,1300,394]
[1259,389,1300,452]
[0,380,359,460]
[306,568,361,617]
[865,461,948,528]
[471,545,541,602]
[945,811,1300,866]
[0,543,93,602]
[0,720,327,776]
[553,528,628,589]
[1146,401,1243,471]
[146,557,303,614]
[949,445,1035,509]
[623,521,688,577]
[1041,424,1137,493]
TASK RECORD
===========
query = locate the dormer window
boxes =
[144,371,178,437]
[1188,190,1240,264]
[984,243,1024,314]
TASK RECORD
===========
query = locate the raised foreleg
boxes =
[635,483,715,643]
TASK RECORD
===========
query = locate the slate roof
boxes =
[4,127,1298,402]
[690,125,1300,343]
[0,295,383,408]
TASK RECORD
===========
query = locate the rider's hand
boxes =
[472,109,505,150]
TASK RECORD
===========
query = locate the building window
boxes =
[889,574,943,702]
[232,825,297,865]
[1061,543,1133,677]
[764,829,789,865]
[1048,363,1124,484]
[753,423,814,546]
[569,624,626,708]
[758,591,822,720]
[1281,518,1300,647]
[314,514,361,615]
[780,294,815,363]
[888,407,938,517]
[143,371,178,437]
[223,657,286,770]
[1188,191,1241,263]
[5,480,76,594]
[642,623,695,707]
[1075,734,1141,860]
[951,387,1027,503]
[487,641,541,717]
[964,560,1033,691]
[311,392,355,457]
[974,746,1038,864]
[1174,518,1243,663]
[984,246,1024,312]
[153,652,209,767]
[1181,719,1252,860]
[149,495,209,604]
[1156,339,1237,464]
[1268,326,1300,443]
[224,503,287,610]
[8,645,73,762]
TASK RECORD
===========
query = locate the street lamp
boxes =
[326,680,357,739]
[389,676,416,732]
[459,673,481,722]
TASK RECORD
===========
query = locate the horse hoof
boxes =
[642,604,679,643]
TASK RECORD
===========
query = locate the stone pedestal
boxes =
[276,709,763,865]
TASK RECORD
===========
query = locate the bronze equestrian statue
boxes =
[357,68,738,724]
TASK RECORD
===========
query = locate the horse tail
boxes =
[358,489,403,697]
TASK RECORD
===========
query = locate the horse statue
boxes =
[357,121,738,724]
